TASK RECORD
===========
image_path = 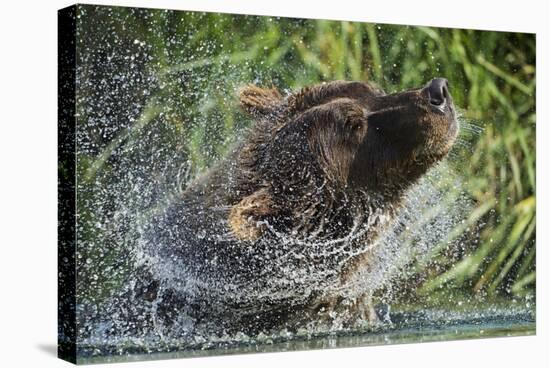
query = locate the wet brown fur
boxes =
[229,81,457,245]
[146,79,458,332]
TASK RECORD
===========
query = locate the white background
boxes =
[0,0,546,367]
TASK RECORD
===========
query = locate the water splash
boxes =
[76,136,478,349]
[74,41,482,351]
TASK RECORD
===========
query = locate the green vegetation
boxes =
[75,5,535,304]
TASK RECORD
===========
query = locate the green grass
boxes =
[75,5,535,303]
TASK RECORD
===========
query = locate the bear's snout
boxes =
[426,78,449,106]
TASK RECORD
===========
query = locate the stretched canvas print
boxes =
[58,4,536,364]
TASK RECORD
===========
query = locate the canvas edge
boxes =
[58,4,78,365]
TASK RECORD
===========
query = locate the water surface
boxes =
[77,302,535,364]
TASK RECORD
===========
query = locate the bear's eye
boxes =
[344,107,365,132]
[348,119,364,133]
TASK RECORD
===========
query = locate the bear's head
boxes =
[230,79,458,241]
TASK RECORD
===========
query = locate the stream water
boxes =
[77,302,535,364]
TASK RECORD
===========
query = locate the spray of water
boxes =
[76,115,482,353]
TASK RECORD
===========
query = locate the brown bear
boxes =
[136,78,458,337]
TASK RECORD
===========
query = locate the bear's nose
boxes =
[427,78,449,107]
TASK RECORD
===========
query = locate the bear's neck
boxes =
[262,167,400,245]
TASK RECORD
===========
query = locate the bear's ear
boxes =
[228,189,275,241]
[238,85,283,117]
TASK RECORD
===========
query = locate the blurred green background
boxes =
[74,5,535,306]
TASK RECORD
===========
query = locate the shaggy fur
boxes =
[136,79,458,336]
